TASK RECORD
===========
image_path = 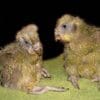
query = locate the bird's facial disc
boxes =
[55,23,77,43]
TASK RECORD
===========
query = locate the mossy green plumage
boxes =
[55,14,100,89]
[0,24,42,92]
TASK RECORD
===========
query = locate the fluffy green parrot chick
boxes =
[0,24,66,94]
[55,14,100,89]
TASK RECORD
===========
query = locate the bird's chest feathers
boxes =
[69,40,94,56]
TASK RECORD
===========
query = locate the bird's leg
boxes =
[41,68,51,78]
[68,75,80,89]
[28,86,68,94]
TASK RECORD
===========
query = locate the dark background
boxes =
[0,0,100,60]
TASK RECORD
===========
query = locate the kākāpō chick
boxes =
[0,24,66,94]
[55,14,100,89]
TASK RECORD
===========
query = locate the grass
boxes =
[0,55,100,100]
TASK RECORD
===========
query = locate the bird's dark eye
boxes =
[62,24,67,29]
[24,40,29,44]
[61,24,77,32]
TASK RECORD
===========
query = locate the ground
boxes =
[0,55,100,100]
